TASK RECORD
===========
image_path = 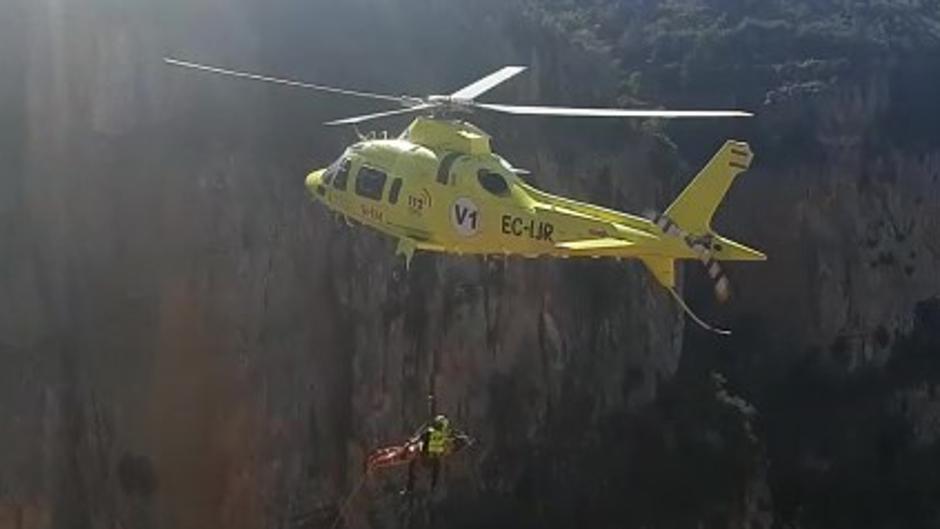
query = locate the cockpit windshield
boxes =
[323,155,344,186]
[327,156,351,191]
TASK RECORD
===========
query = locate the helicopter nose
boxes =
[306,169,326,198]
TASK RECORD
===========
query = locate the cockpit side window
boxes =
[355,166,388,201]
[333,158,351,191]
[478,170,510,197]
[388,178,403,204]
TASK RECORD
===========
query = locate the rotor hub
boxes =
[426,95,474,114]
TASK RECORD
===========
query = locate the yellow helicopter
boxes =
[165,59,766,334]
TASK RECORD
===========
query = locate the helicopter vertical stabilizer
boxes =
[666,141,752,231]
[664,140,765,262]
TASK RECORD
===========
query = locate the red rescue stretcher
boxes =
[365,434,472,473]
[366,437,423,472]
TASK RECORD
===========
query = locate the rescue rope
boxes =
[667,286,731,336]
[329,471,370,529]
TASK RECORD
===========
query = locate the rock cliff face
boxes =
[2,1,940,528]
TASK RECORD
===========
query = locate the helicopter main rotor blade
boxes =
[164,57,412,105]
[475,103,753,118]
[324,104,435,126]
[450,66,527,100]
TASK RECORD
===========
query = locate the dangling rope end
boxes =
[667,287,732,336]
[328,472,370,529]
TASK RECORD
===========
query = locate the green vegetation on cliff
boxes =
[526,0,940,155]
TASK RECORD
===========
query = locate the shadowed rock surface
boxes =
[2,1,940,528]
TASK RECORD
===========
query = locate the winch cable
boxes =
[667,286,731,336]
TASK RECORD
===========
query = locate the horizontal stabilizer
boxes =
[556,238,634,251]
[713,235,767,261]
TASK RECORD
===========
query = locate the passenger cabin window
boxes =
[478,170,510,197]
[333,159,351,191]
[389,178,403,204]
[355,166,388,201]
[437,152,462,185]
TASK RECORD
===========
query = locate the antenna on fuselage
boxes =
[353,125,367,141]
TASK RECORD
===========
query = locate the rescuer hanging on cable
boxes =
[401,414,472,495]
[364,412,473,495]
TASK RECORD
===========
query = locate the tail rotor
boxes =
[643,209,732,335]
[644,210,731,303]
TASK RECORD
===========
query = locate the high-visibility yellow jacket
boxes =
[427,426,449,456]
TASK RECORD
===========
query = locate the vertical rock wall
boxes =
[1,1,695,527]
[5,1,939,528]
